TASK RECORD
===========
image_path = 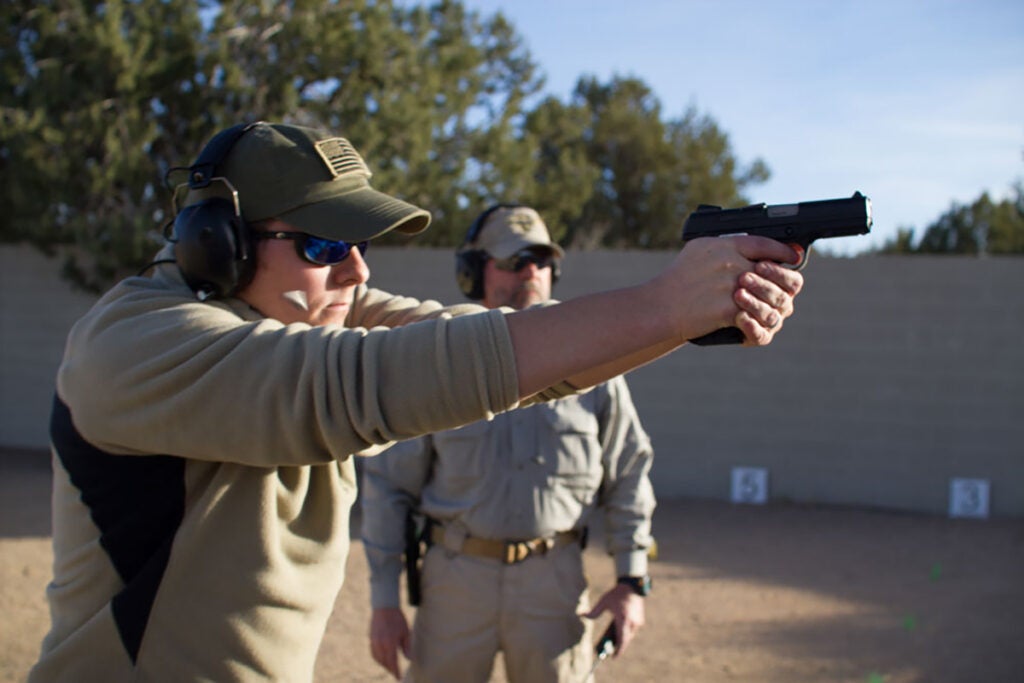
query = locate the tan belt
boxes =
[429,525,580,565]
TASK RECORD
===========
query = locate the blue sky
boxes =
[460,0,1024,254]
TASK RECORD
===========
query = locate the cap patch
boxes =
[505,211,536,236]
[314,137,372,180]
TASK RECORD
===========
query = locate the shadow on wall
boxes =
[0,449,52,538]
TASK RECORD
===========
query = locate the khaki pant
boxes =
[407,541,593,683]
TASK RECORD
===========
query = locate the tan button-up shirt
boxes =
[361,374,656,608]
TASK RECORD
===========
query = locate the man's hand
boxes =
[369,607,411,680]
[653,235,805,345]
[584,583,646,657]
[734,254,804,346]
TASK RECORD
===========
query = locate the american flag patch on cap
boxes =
[314,137,372,179]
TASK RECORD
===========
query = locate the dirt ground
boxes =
[3,448,1022,683]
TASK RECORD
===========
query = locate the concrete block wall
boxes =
[0,247,97,449]
[3,245,1022,516]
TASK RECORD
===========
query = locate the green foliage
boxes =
[518,96,601,244]
[882,228,917,254]
[2,0,769,292]
[2,0,208,290]
[476,75,770,251]
[543,76,768,250]
[879,183,1024,255]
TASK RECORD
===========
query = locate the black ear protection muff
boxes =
[455,203,519,300]
[455,203,561,300]
[171,122,263,300]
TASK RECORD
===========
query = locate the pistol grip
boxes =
[689,241,808,346]
[689,327,746,346]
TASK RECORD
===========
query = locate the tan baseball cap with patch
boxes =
[473,206,565,259]
[185,122,431,241]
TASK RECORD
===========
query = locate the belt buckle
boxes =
[504,541,531,564]
[504,538,555,564]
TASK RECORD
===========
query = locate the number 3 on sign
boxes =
[949,478,990,519]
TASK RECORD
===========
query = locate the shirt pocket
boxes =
[540,401,603,498]
[431,419,492,495]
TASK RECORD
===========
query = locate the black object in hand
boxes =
[594,622,616,660]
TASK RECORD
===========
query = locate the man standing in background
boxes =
[361,205,656,682]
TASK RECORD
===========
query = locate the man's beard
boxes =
[512,282,546,309]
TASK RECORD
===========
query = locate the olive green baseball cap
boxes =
[187,122,430,241]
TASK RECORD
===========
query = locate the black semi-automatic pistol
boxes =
[681,191,872,345]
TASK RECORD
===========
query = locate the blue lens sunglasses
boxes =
[253,231,369,266]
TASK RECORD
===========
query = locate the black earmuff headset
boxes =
[170,122,263,300]
[454,203,561,300]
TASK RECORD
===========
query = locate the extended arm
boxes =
[507,236,803,397]
[60,236,800,466]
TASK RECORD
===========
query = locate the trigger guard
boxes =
[786,244,809,271]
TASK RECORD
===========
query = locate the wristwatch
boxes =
[617,574,652,597]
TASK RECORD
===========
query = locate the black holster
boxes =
[404,510,427,606]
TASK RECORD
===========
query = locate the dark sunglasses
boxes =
[253,231,369,266]
[492,249,556,273]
